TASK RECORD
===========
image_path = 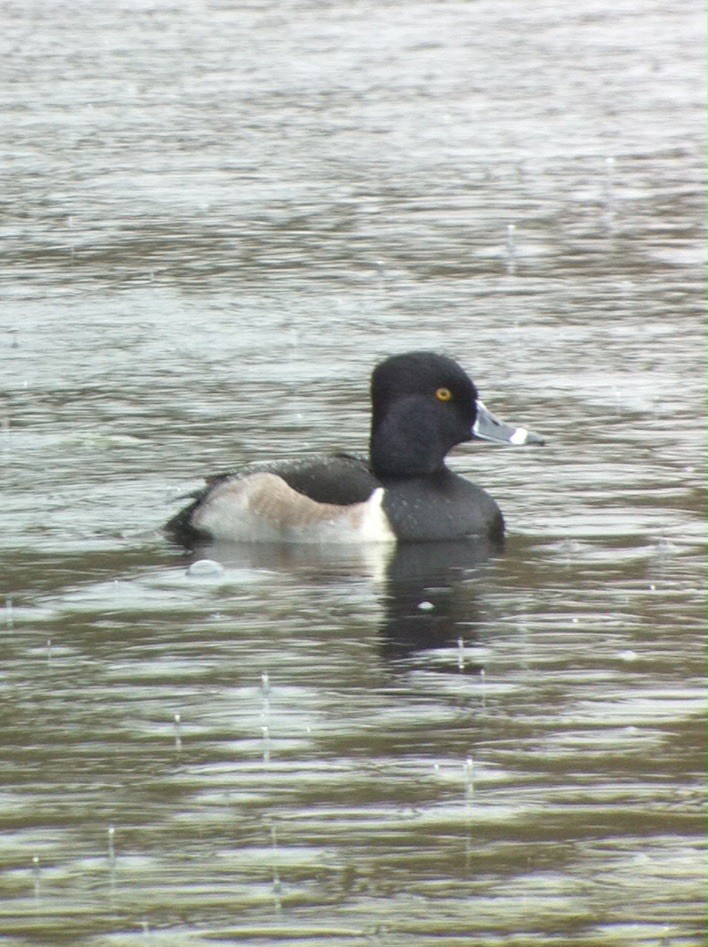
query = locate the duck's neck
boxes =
[370,401,446,478]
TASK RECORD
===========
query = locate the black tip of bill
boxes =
[472,400,546,447]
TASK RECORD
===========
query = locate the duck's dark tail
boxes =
[164,490,211,548]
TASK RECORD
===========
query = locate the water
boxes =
[0,0,705,943]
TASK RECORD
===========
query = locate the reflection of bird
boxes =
[379,539,501,662]
[166,351,543,546]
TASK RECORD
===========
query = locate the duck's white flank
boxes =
[191,472,396,544]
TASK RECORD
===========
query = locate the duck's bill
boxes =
[472,400,545,446]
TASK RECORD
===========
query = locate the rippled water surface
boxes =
[1,0,705,944]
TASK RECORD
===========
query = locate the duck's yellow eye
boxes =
[435,387,453,402]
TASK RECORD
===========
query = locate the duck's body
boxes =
[167,455,389,545]
[167,453,504,545]
[166,352,543,546]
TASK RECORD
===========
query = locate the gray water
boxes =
[0,0,705,944]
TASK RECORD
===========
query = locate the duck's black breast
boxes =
[380,469,504,542]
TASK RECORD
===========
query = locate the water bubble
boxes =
[618,650,638,662]
[186,559,224,578]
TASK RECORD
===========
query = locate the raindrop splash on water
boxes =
[106,824,118,894]
[108,825,116,868]
[32,856,40,900]
[505,224,517,274]
[272,868,282,913]
[270,824,282,913]
[464,757,475,810]
[457,637,465,671]
[260,673,271,731]
[602,156,617,229]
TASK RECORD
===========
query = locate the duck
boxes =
[165,351,544,546]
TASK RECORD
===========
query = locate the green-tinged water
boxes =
[0,0,704,943]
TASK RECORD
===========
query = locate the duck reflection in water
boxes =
[377,537,503,663]
[177,535,502,668]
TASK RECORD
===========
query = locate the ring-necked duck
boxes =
[166,351,544,546]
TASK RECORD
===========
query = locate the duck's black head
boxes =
[369,351,478,478]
